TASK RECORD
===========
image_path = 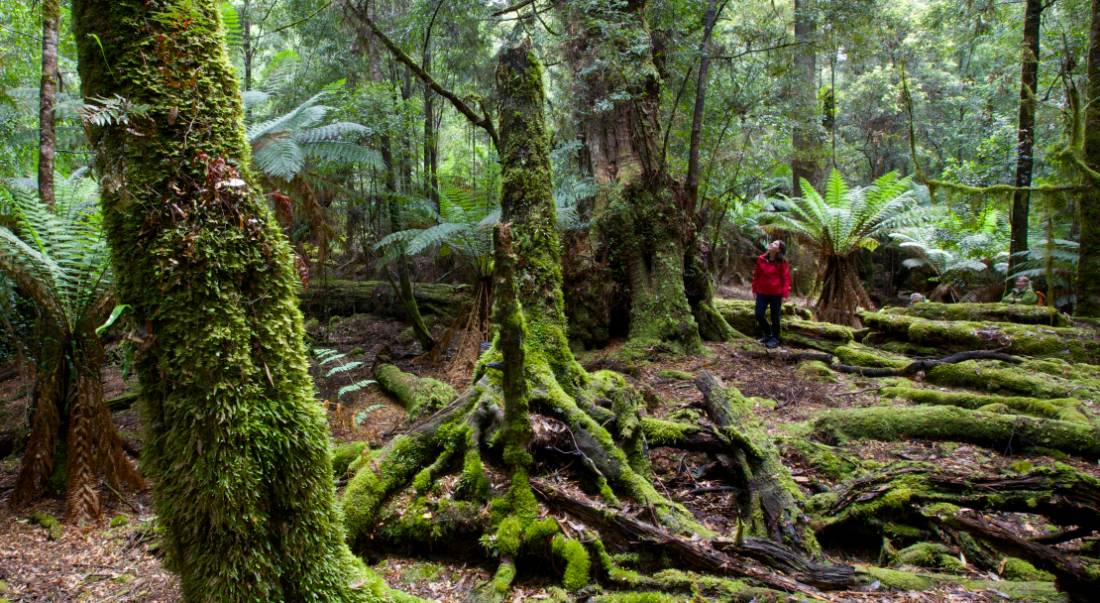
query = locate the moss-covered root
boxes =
[695,373,818,553]
[813,405,1100,459]
[859,311,1100,363]
[925,360,1100,400]
[374,364,457,418]
[885,302,1070,326]
[834,342,912,369]
[882,386,1087,422]
[859,566,1065,602]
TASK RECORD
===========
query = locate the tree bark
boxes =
[72,2,372,600]
[791,0,822,197]
[1077,0,1100,316]
[1009,0,1043,272]
[38,0,59,207]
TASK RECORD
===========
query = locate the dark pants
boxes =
[755,294,782,340]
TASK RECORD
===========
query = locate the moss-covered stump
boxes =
[812,406,1100,459]
[885,302,1070,326]
[859,312,1100,363]
[374,364,457,418]
[925,360,1100,400]
[881,386,1087,422]
[300,279,470,320]
[715,299,856,352]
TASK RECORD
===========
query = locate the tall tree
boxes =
[1078,0,1100,316]
[71,1,378,600]
[556,0,719,354]
[1009,0,1043,271]
[37,0,59,207]
[791,0,822,197]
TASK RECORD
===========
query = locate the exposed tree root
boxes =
[813,405,1100,459]
[930,507,1098,601]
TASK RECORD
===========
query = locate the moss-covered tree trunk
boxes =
[558,0,731,355]
[791,0,823,197]
[72,2,375,600]
[1078,0,1100,316]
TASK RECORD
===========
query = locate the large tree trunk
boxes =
[557,0,708,355]
[1009,0,1042,272]
[1078,0,1100,316]
[72,2,373,600]
[38,0,59,207]
[791,0,822,197]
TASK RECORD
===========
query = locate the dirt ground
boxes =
[0,309,1090,602]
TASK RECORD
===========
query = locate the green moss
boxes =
[778,436,858,481]
[861,566,936,591]
[344,434,437,540]
[925,360,1099,400]
[1002,557,1056,582]
[813,405,1100,458]
[657,369,694,380]
[894,542,964,571]
[552,534,590,591]
[331,441,368,478]
[495,516,524,556]
[796,359,838,383]
[590,594,681,603]
[884,302,1070,326]
[30,511,62,540]
[835,342,911,369]
[640,417,702,447]
[882,386,1087,422]
[861,311,1100,362]
[109,514,130,528]
[374,364,456,417]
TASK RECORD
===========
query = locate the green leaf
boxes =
[96,304,130,336]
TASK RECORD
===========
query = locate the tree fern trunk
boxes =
[72,2,372,600]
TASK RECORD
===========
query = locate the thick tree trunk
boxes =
[791,0,822,197]
[1077,0,1100,316]
[38,0,59,207]
[558,0,706,355]
[1009,0,1042,272]
[73,2,373,600]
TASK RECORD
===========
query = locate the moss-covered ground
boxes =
[2,298,1096,601]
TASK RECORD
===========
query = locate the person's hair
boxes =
[768,239,786,262]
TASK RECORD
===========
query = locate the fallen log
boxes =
[859,311,1100,363]
[812,406,1100,460]
[884,302,1070,326]
[300,278,470,319]
[374,364,456,417]
[831,349,1020,377]
[925,360,1100,400]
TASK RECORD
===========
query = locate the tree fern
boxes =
[764,169,927,325]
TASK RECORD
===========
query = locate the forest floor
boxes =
[0,296,1094,602]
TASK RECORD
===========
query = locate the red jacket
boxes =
[752,254,791,298]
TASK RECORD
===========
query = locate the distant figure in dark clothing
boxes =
[752,240,791,349]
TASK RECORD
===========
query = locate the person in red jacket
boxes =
[752,239,791,348]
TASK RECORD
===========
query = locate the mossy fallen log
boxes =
[859,312,1100,363]
[833,343,911,369]
[812,406,1100,459]
[884,302,1070,326]
[374,364,457,418]
[715,299,857,352]
[300,279,470,319]
[925,360,1100,400]
[881,386,1087,422]
[858,566,1065,602]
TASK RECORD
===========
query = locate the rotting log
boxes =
[884,302,1070,326]
[813,405,1100,459]
[374,364,456,418]
[859,311,1100,363]
[925,360,1100,399]
[696,372,817,552]
[300,279,469,320]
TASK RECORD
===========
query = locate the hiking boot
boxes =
[765,337,780,349]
